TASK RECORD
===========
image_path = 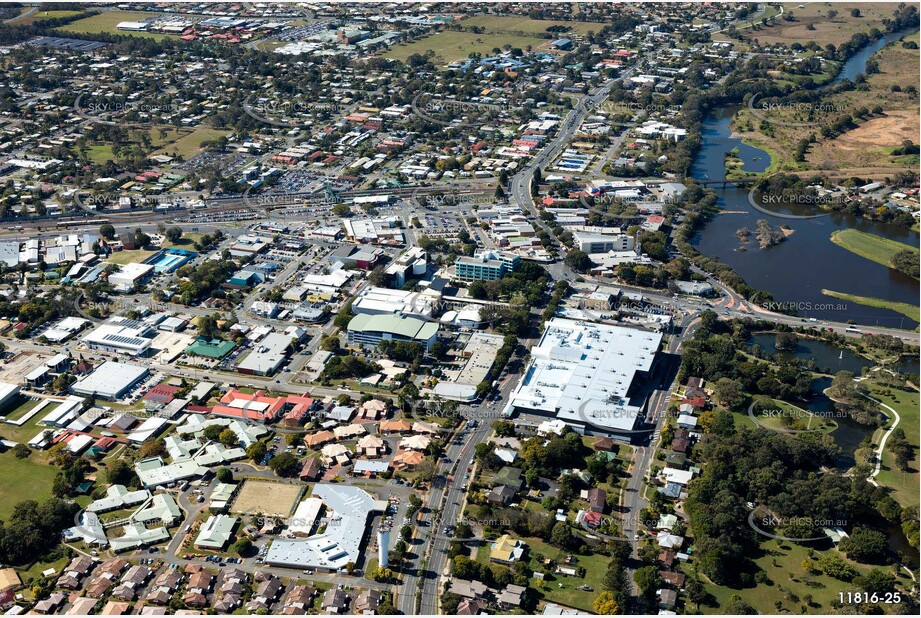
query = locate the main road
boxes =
[395,418,492,615]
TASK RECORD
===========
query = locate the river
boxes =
[690,28,920,329]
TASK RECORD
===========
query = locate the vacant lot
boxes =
[743,3,900,47]
[383,31,545,63]
[231,480,303,518]
[57,11,177,41]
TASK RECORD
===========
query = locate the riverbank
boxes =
[830,229,919,278]
[821,289,920,324]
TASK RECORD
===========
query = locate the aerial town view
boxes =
[0,1,918,616]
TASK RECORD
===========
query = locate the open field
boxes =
[741,3,902,47]
[14,9,84,25]
[461,14,605,37]
[821,289,920,324]
[383,30,545,63]
[830,229,919,274]
[867,383,920,509]
[57,11,177,41]
[0,452,58,521]
[230,479,303,517]
[521,536,609,612]
[87,145,115,165]
[690,540,883,614]
[106,248,157,266]
[155,127,229,158]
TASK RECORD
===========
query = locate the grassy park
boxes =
[867,383,920,509]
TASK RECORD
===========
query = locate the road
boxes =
[620,312,701,598]
[394,416,491,615]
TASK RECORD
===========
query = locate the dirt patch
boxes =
[832,111,919,150]
[230,479,303,518]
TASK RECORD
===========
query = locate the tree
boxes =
[564,249,593,273]
[634,566,661,599]
[231,538,252,556]
[775,331,798,352]
[106,460,134,485]
[246,441,267,462]
[857,568,896,593]
[203,425,224,442]
[100,223,116,239]
[11,444,31,459]
[216,467,234,484]
[725,595,757,614]
[550,522,576,550]
[165,227,183,243]
[839,528,889,563]
[218,428,238,447]
[138,438,166,459]
[370,566,393,582]
[133,228,151,248]
[268,452,299,477]
[592,591,619,614]
[712,377,747,410]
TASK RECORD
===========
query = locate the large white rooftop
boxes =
[265,484,385,571]
[507,318,661,434]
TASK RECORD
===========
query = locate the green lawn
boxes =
[57,11,177,41]
[0,396,48,422]
[0,408,55,444]
[160,233,204,249]
[0,452,57,521]
[821,289,919,324]
[155,127,229,158]
[689,541,880,614]
[867,383,920,509]
[87,145,115,165]
[106,248,156,266]
[830,229,919,275]
[16,555,70,585]
[461,14,605,36]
